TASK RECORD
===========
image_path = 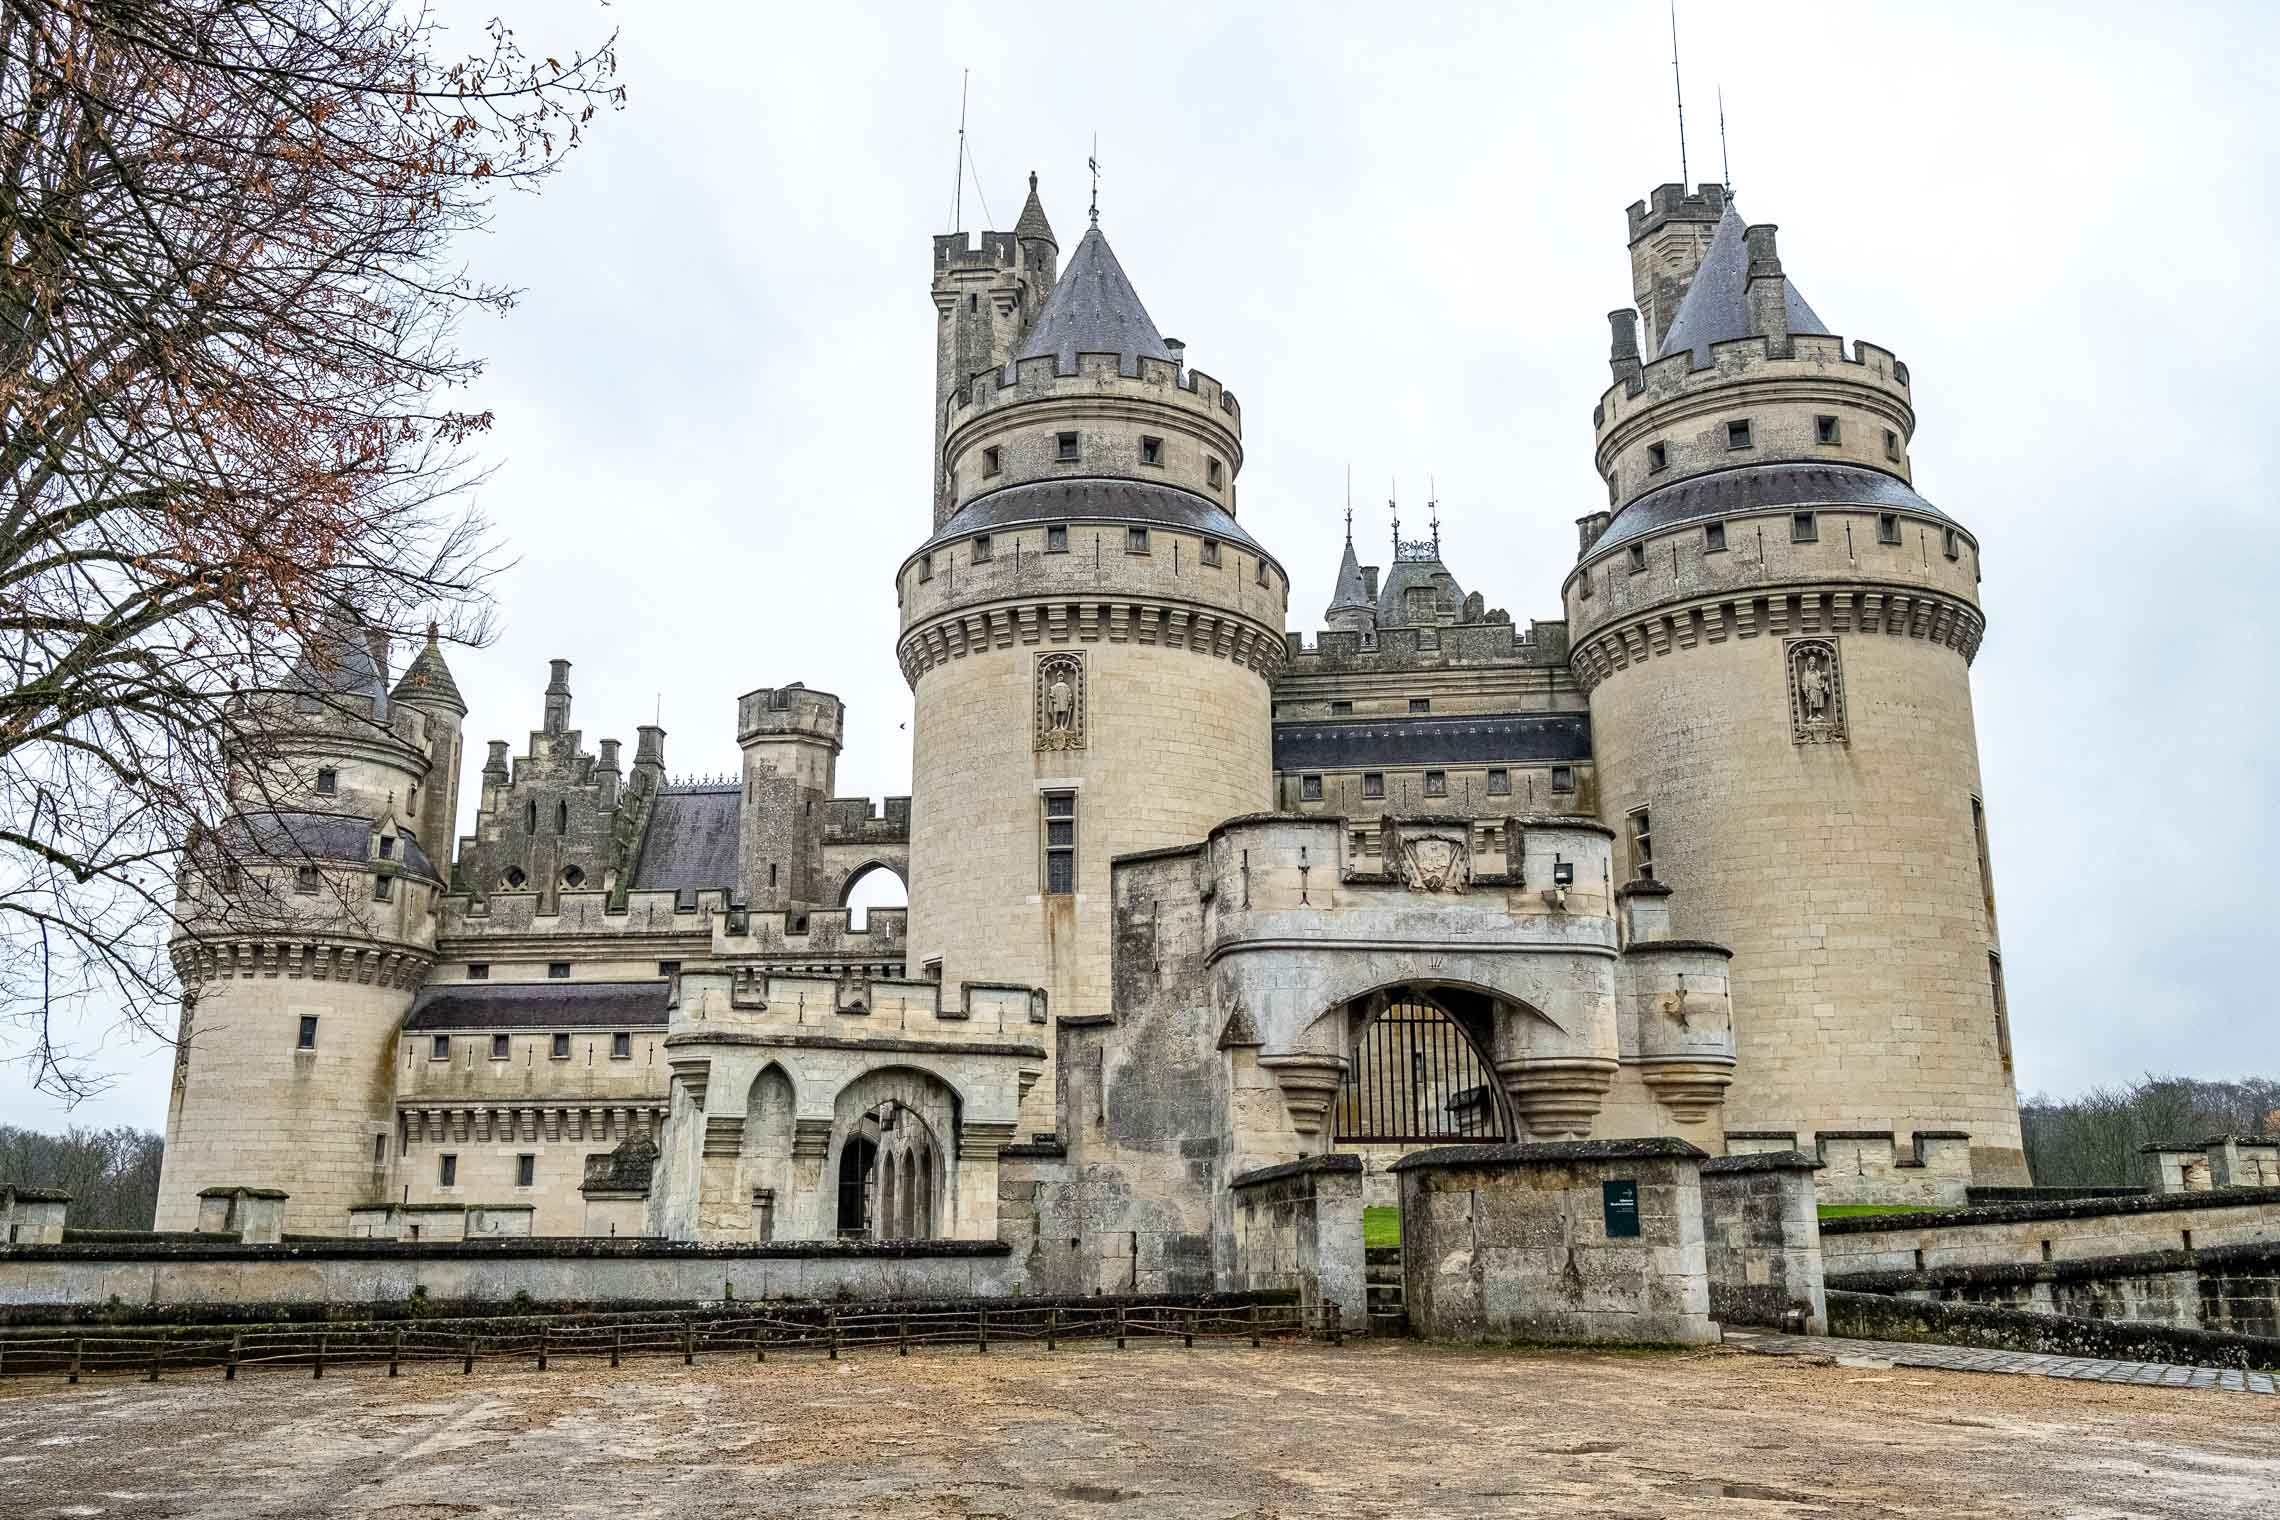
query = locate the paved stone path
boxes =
[1724,1327,2279,1394]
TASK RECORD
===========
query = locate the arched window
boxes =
[555,800,568,835]
[523,799,536,835]
[842,863,908,932]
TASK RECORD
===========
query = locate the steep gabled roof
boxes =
[1658,204,1828,367]
[1013,225,1173,375]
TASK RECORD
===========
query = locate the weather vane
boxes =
[1087,134,1101,227]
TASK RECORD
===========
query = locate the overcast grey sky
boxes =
[8,1,2276,1133]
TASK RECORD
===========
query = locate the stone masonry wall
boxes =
[1699,1151,1827,1332]
[1820,1188,2280,1274]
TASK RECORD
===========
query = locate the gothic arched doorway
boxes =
[1332,989,1515,1145]
[836,1134,878,1236]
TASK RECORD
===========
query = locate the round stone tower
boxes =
[154,618,446,1232]
[901,207,1286,1122]
[1566,194,2025,1187]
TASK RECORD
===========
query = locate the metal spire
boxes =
[1087,133,1101,227]
[951,70,968,234]
[1718,85,1731,191]
[1670,0,1689,186]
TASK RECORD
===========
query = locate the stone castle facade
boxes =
[154,170,2025,1276]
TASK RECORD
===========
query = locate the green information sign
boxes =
[1602,1179,1640,1238]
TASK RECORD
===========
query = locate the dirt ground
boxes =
[0,1337,2274,1518]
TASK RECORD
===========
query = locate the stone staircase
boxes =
[1365,1246,1407,1335]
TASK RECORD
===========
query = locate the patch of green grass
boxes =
[1817,1203,1945,1219]
[1363,1206,1401,1249]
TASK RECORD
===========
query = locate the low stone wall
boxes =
[1227,1155,1365,1330]
[1827,1290,2280,1372]
[1821,1186,2280,1273]
[1393,1140,1718,1347]
[1963,1186,2145,1207]
[0,1237,1020,1315]
[1699,1151,1826,1333]
[1831,1240,2280,1339]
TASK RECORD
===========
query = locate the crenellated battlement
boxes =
[1627,181,1730,243]
[932,229,1022,274]
[945,351,1240,435]
[1595,332,1911,438]
[817,795,911,845]
[736,683,844,748]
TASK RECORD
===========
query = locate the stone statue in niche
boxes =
[1787,637,1847,745]
[1034,653,1085,751]
[1398,833,1472,895]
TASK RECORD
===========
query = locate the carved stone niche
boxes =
[1035,651,1086,752]
[1382,815,1473,895]
[1787,637,1847,745]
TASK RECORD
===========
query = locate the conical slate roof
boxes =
[391,624,467,714]
[1014,172,1056,246]
[289,610,389,710]
[1014,225,1173,375]
[1658,204,1828,367]
[1326,535,1372,616]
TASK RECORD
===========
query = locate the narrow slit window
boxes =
[1628,807,1654,880]
[516,1154,536,1188]
[297,1016,318,1051]
[439,1154,458,1188]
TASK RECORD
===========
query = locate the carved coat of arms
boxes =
[1398,833,1471,894]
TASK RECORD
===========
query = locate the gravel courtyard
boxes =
[1,1337,2273,1518]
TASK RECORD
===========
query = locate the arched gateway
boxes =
[1332,989,1516,1146]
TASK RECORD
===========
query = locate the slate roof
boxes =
[213,809,441,882]
[1013,226,1173,375]
[1659,204,1828,367]
[1013,174,1056,245]
[389,627,466,714]
[289,612,390,711]
[1376,557,1464,628]
[1273,713,1591,771]
[918,478,1280,571]
[1326,536,1372,616]
[628,785,741,893]
[1595,462,1955,555]
[402,979,672,1032]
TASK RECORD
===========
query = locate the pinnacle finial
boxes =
[1029,169,1038,192]
[1087,134,1101,228]
[1343,504,1353,547]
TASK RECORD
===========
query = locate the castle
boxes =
[153,171,2026,1287]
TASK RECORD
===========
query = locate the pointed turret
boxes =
[1014,171,1056,249]
[1014,225,1173,375]
[1324,520,1376,636]
[1657,204,1827,367]
[289,609,389,714]
[390,624,467,716]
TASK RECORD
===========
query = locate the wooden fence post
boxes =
[898,1314,908,1357]
[1183,1308,1194,1349]
[683,1323,694,1366]
[537,1324,548,1371]
[388,1329,401,1378]
[68,1338,82,1385]
[1328,1302,1342,1346]
[313,1333,327,1379]
[1250,1304,1261,1349]
[610,1326,622,1368]
[1115,1304,1126,1350]
[1046,1307,1058,1351]
[827,1311,839,1361]
[754,1323,766,1364]
[462,1336,475,1375]
[148,1335,163,1383]
[977,1307,987,1355]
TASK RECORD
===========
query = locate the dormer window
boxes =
[1726,419,1753,450]
[1140,435,1164,466]
[982,445,1002,476]
[1055,431,1079,462]
[1045,524,1068,553]
[1200,538,1221,567]
[1815,415,1840,445]
[377,835,395,859]
[1646,442,1668,473]
[315,768,337,795]
[972,533,993,563]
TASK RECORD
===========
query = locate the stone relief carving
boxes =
[1398,832,1472,894]
[1034,652,1085,752]
[1787,637,1847,745]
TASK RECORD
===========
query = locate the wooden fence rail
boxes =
[0,1301,1317,1385]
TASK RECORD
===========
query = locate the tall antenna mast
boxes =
[1718,86,1731,191]
[1669,0,1689,185]
[1087,133,1101,227]
[951,70,969,234]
